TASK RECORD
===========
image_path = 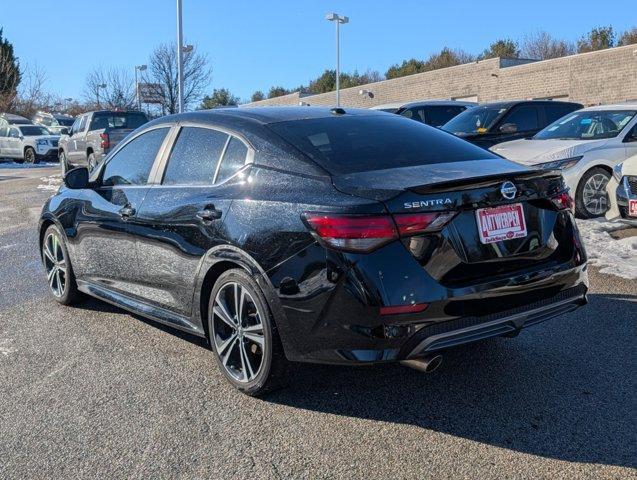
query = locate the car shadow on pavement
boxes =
[267,293,636,468]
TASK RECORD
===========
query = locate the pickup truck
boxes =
[58,110,148,172]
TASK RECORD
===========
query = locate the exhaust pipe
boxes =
[400,354,443,374]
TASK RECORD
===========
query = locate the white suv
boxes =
[490,103,637,218]
[0,124,60,163]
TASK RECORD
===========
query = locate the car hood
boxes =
[490,138,609,165]
[30,135,60,141]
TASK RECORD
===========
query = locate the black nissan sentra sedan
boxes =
[39,107,588,395]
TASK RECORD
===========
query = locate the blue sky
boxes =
[1,0,635,102]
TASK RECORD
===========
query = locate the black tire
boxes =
[575,167,611,219]
[41,225,84,305]
[87,153,97,172]
[207,269,289,396]
[24,147,37,164]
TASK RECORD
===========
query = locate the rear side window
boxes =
[215,137,248,183]
[90,112,148,131]
[77,115,88,132]
[268,115,496,175]
[426,106,467,127]
[102,127,169,186]
[544,103,580,124]
[163,127,229,185]
[501,105,539,132]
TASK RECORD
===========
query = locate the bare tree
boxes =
[83,67,136,110]
[12,63,52,118]
[521,31,574,60]
[143,42,211,114]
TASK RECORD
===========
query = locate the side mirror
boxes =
[64,167,90,189]
[499,123,518,134]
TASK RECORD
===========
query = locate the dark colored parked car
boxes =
[58,110,149,172]
[39,107,588,395]
[395,100,477,127]
[442,100,583,149]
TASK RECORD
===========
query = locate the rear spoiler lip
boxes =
[408,168,563,194]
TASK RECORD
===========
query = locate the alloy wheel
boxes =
[212,282,265,383]
[25,148,35,164]
[43,232,67,298]
[582,173,610,216]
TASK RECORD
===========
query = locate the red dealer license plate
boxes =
[629,200,637,217]
[476,203,528,244]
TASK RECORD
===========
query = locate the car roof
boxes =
[477,100,582,109]
[370,102,405,110]
[0,113,31,123]
[152,106,387,127]
[581,103,637,111]
[399,100,478,109]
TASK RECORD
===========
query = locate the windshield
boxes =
[534,110,637,140]
[19,126,50,136]
[268,114,496,175]
[54,118,74,127]
[441,105,507,135]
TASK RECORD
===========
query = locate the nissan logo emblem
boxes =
[500,181,517,200]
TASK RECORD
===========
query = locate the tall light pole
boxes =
[96,84,107,108]
[326,12,349,107]
[176,0,193,113]
[135,64,147,111]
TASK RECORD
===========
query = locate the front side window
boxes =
[163,127,229,185]
[77,115,88,133]
[102,127,169,186]
[9,128,20,138]
[215,137,248,183]
[501,105,539,132]
[534,110,637,140]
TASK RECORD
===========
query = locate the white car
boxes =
[0,124,60,164]
[606,155,637,226]
[490,104,637,218]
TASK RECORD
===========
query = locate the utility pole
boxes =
[177,0,185,113]
[326,13,349,107]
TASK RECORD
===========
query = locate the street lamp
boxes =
[135,64,147,111]
[325,12,349,107]
[96,84,107,108]
[176,0,193,113]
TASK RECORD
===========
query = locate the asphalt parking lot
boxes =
[0,165,635,479]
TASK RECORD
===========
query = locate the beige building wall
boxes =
[243,44,637,108]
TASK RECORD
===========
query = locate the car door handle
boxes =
[119,205,136,219]
[196,205,222,221]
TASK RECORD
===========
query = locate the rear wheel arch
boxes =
[196,248,288,352]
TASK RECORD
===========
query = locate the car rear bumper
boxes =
[278,260,588,365]
[401,283,586,358]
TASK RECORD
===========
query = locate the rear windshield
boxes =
[90,112,148,131]
[268,114,496,175]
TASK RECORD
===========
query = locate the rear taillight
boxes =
[302,211,455,253]
[550,192,574,212]
[302,214,397,252]
[100,133,110,149]
[393,212,457,236]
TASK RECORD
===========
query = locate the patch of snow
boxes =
[37,174,62,192]
[0,161,58,169]
[576,219,637,279]
[0,339,17,357]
